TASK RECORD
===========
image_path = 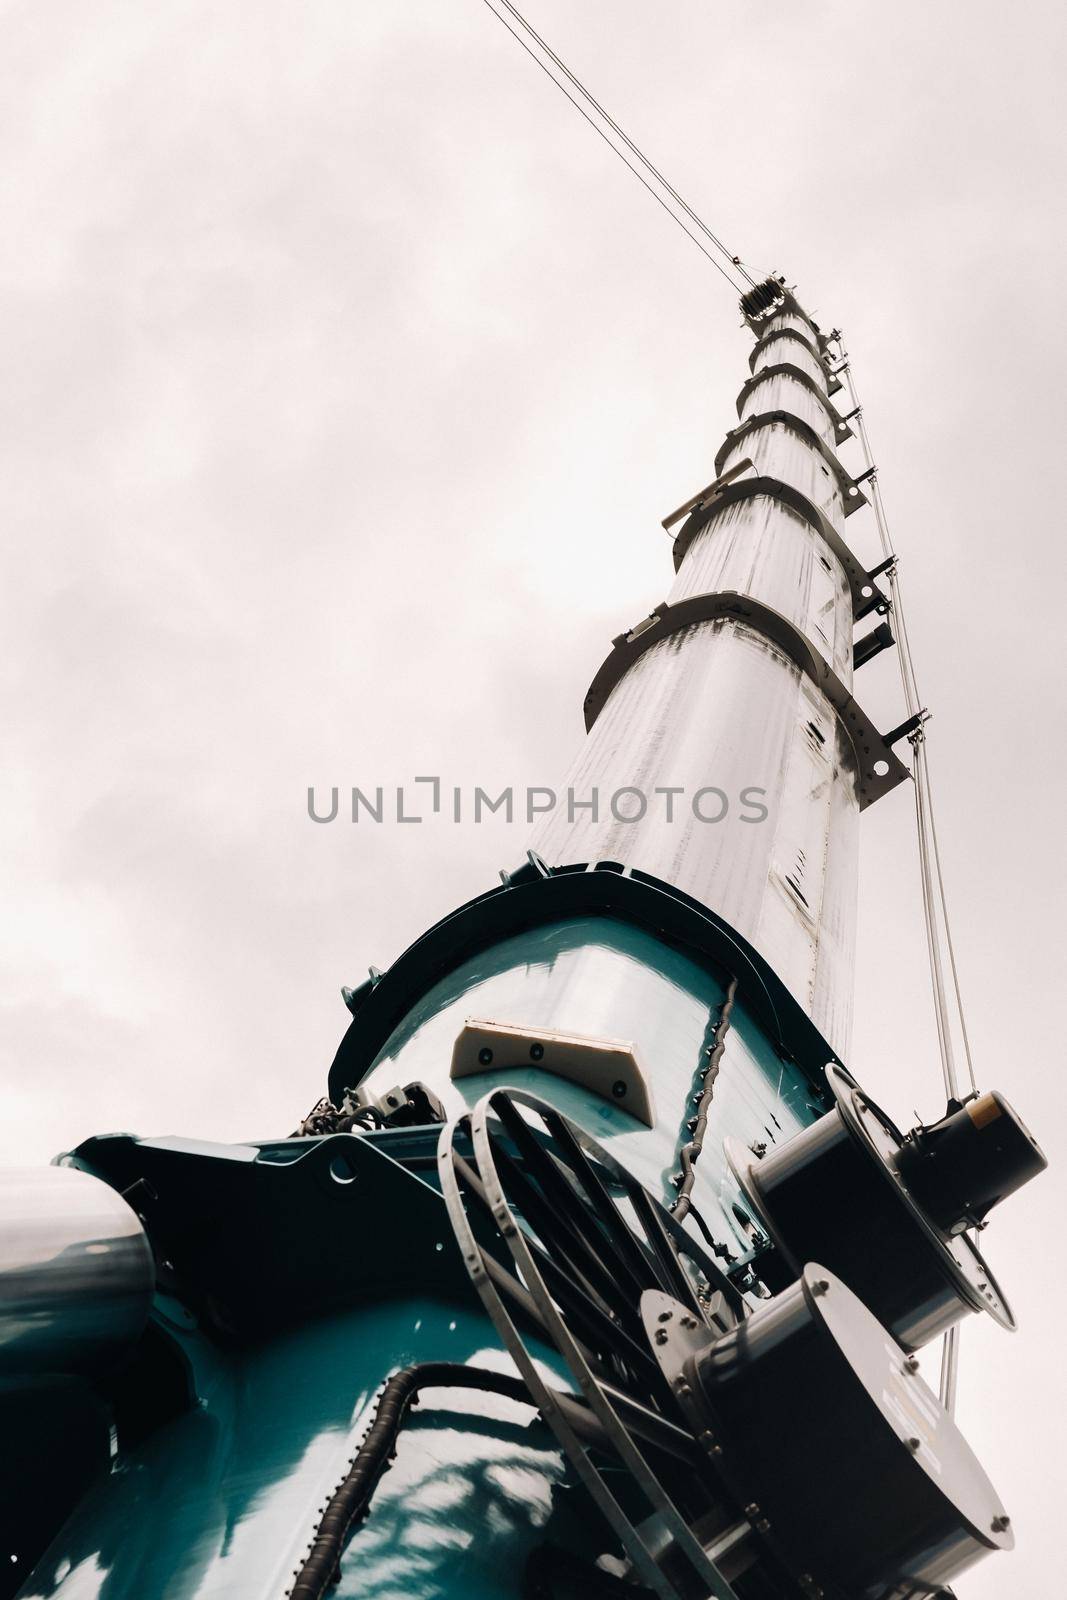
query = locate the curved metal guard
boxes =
[582,591,910,808]
[713,409,866,514]
[734,363,850,434]
[671,473,888,616]
[438,1089,747,1600]
[747,324,825,372]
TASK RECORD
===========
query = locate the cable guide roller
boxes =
[726,1065,1047,1350]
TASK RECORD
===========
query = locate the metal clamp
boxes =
[713,411,865,514]
[582,591,911,808]
[734,364,851,438]
[672,473,889,616]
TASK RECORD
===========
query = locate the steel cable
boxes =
[478,1,749,293]
[838,351,978,1414]
[492,0,757,285]
[838,355,976,1099]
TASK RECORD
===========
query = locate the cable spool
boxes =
[894,1090,1046,1234]
[643,1266,1012,1599]
[726,1066,1047,1350]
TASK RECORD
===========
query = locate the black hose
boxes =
[289,1362,584,1600]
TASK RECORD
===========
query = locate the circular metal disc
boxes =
[827,1066,1016,1332]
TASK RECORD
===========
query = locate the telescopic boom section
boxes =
[532,278,903,1055]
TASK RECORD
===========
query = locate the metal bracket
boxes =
[884,709,930,747]
[582,591,910,808]
[747,326,826,375]
[735,364,852,440]
[853,619,895,671]
[661,458,756,532]
[672,473,889,617]
[713,411,865,515]
[450,1018,655,1127]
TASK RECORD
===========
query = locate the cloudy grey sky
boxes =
[2,1,1065,1592]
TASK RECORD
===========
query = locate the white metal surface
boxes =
[717,422,844,523]
[532,296,863,1055]
[751,335,826,388]
[739,370,836,442]
[666,494,852,678]
[0,1164,154,1376]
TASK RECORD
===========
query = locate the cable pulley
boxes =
[726,1066,1047,1350]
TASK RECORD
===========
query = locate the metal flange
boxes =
[713,410,867,515]
[582,591,910,808]
[735,363,852,440]
[671,473,889,617]
[747,327,843,394]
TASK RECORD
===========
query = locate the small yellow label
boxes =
[966,1093,1002,1130]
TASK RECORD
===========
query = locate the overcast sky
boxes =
[2,2,1065,1593]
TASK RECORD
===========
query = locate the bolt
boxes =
[744,1503,760,1518]
[529,1042,544,1061]
[657,1309,673,1323]
[655,1328,669,1346]
[680,1314,698,1330]
[904,1355,920,1374]
[811,1278,830,1296]
[991,1514,1011,1534]
[749,1141,767,1157]
[907,1437,922,1452]
[478,1047,493,1066]
[675,1380,691,1397]
[612,1080,627,1099]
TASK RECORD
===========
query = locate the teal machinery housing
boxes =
[2,278,1047,1600]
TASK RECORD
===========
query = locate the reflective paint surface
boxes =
[531,624,859,1053]
[17,1301,593,1600]
[361,914,824,1239]
[0,1166,153,1379]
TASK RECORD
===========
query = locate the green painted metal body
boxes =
[15,886,830,1600]
[19,1298,587,1600]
